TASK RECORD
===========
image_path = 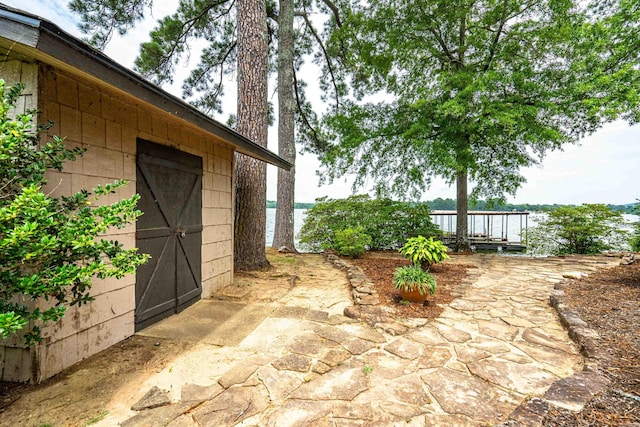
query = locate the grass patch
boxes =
[85,410,109,425]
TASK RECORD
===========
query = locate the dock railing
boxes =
[429,210,530,251]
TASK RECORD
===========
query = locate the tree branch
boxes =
[320,0,343,28]
[143,0,232,79]
[293,67,323,149]
[298,11,341,109]
[188,40,237,113]
[428,28,458,66]
[483,0,509,72]
[458,11,466,68]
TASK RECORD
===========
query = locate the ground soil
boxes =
[542,260,640,426]
[0,335,192,426]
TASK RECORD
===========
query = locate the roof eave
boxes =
[0,5,292,170]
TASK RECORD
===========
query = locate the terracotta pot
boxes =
[398,288,428,303]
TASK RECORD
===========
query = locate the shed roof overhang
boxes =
[0,5,292,170]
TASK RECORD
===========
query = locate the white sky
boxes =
[4,0,639,205]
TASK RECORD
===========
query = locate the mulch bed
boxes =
[350,253,474,319]
[542,260,640,426]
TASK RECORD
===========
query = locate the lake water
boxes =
[265,208,307,246]
[265,208,638,250]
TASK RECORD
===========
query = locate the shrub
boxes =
[631,233,640,252]
[631,200,640,252]
[526,204,629,256]
[393,264,437,295]
[299,195,440,252]
[0,80,149,345]
[399,235,449,270]
[334,227,371,258]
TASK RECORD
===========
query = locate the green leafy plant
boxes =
[526,204,629,256]
[299,195,440,252]
[334,226,372,258]
[630,200,640,252]
[399,236,449,270]
[0,80,149,345]
[393,264,437,296]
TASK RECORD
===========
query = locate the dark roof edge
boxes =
[0,4,292,170]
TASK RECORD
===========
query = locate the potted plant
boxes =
[393,264,437,303]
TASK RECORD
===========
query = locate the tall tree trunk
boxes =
[272,0,297,252]
[455,168,470,252]
[234,0,270,271]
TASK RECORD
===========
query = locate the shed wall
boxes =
[0,62,235,382]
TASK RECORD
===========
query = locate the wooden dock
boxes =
[429,210,529,252]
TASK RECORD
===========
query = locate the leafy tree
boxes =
[526,204,629,256]
[313,0,640,252]
[299,195,440,251]
[0,81,148,345]
[69,0,345,266]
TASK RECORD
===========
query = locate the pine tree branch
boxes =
[320,0,343,28]
[293,67,323,149]
[297,11,340,109]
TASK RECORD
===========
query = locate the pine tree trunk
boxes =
[234,0,270,271]
[272,0,297,252]
[455,168,470,252]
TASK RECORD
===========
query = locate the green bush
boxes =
[526,204,629,256]
[393,264,437,295]
[299,195,440,252]
[334,227,372,258]
[631,234,640,252]
[399,235,449,270]
[0,80,149,345]
[631,200,640,252]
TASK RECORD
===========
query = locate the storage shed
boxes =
[0,5,290,383]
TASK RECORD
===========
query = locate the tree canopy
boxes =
[313,0,640,250]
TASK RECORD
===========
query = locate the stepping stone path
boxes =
[101,254,619,427]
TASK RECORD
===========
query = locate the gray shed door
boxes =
[135,139,203,331]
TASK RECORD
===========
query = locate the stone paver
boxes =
[290,365,369,401]
[130,386,171,411]
[181,383,224,402]
[94,254,620,427]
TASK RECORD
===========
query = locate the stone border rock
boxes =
[324,252,418,335]
[324,252,380,306]
[499,256,634,426]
